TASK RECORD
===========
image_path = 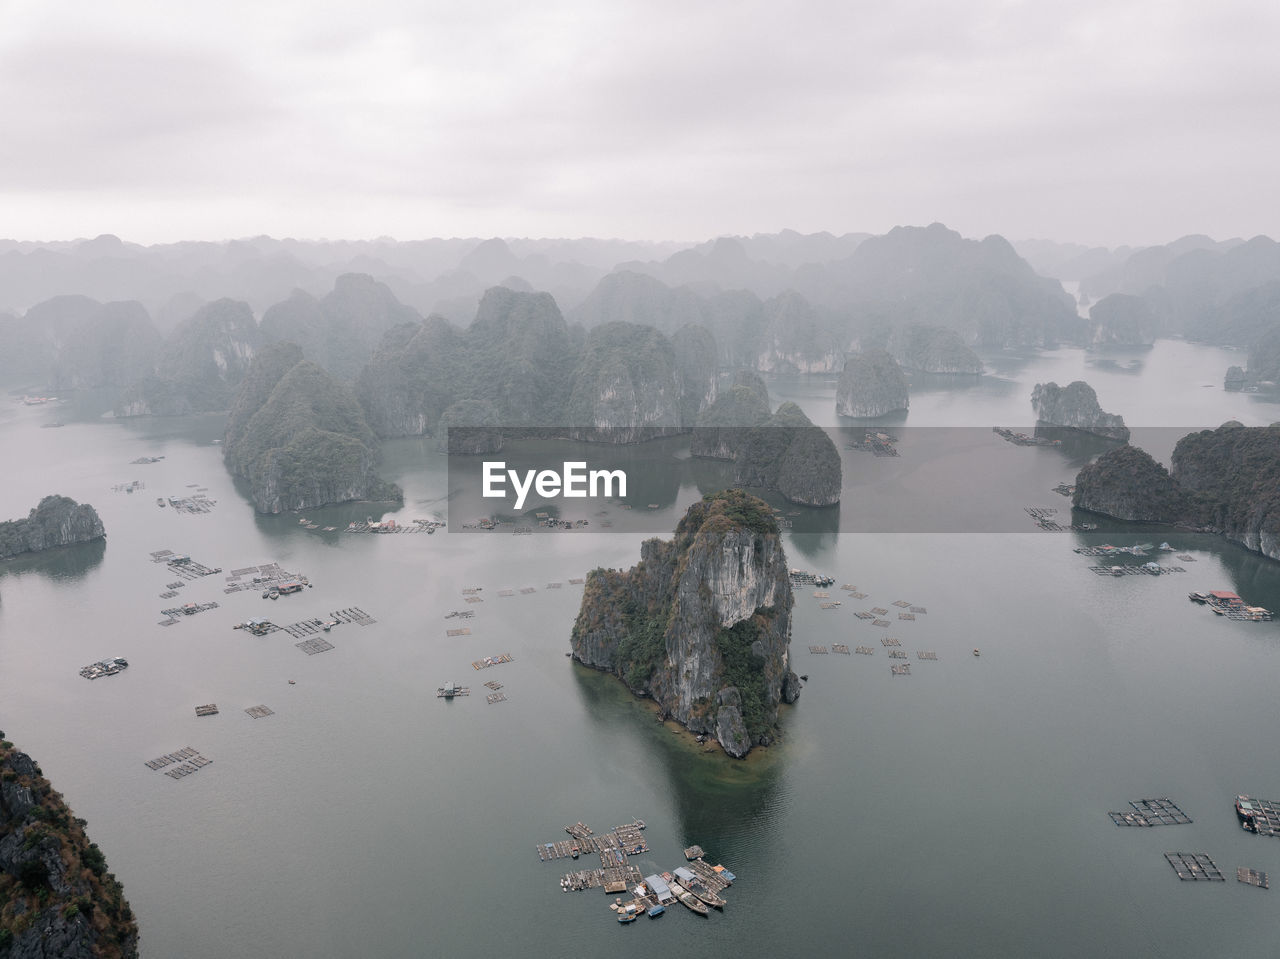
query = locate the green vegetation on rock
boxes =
[0,736,139,958]
[223,344,401,514]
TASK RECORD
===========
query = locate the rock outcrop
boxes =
[887,324,983,374]
[1031,381,1129,442]
[690,371,772,460]
[836,350,909,417]
[0,496,105,561]
[566,322,684,442]
[1073,446,1187,521]
[436,400,503,454]
[1224,365,1249,391]
[115,299,261,416]
[570,490,800,758]
[1088,293,1160,347]
[0,735,139,958]
[223,343,401,513]
[1072,424,1280,562]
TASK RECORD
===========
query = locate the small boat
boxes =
[973,649,980,657]
[1188,592,1209,603]
[686,880,726,909]
[647,904,665,918]
[288,680,296,685]
[617,905,638,923]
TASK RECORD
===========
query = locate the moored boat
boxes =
[670,882,709,916]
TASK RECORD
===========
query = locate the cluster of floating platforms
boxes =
[1108,798,1192,827]
[789,570,835,587]
[1023,506,1097,532]
[278,608,374,639]
[472,653,513,670]
[159,601,220,625]
[1191,593,1273,621]
[145,746,212,780]
[342,518,444,534]
[1164,852,1224,881]
[296,638,335,655]
[131,456,164,465]
[149,550,222,578]
[223,563,309,595]
[1089,564,1186,576]
[166,492,215,514]
[79,657,128,680]
[847,432,900,456]
[994,427,1058,446]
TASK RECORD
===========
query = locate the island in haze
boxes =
[0,734,139,959]
[1031,380,1130,442]
[570,490,801,759]
[221,342,403,514]
[0,496,104,561]
[692,371,842,506]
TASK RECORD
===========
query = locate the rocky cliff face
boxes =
[1031,381,1130,441]
[887,325,983,374]
[570,490,800,758]
[566,322,684,442]
[1088,293,1160,347]
[836,350,909,417]
[115,299,261,416]
[0,497,105,561]
[0,736,139,959]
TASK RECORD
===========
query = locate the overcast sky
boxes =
[2,0,1277,247]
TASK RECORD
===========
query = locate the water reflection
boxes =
[0,537,105,582]
[569,662,788,860]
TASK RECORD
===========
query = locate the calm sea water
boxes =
[2,340,1280,958]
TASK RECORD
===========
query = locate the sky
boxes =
[2,0,1278,248]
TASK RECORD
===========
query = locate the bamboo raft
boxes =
[891,664,911,675]
[888,650,907,659]
[819,602,842,609]
[881,637,901,647]
[1238,867,1269,889]
[917,651,938,660]
[245,705,274,719]
[832,644,850,654]
[683,844,705,860]
[854,646,875,655]
[808,645,828,653]
[871,607,889,615]
[437,686,470,697]
[520,587,537,594]
[892,600,911,608]
[898,612,916,620]
[872,619,890,627]
[444,610,475,619]
[1088,565,1186,576]
[446,628,471,637]
[910,606,927,613]
[483,680,503,690]
[569,578,585,585]
[498,589,515,597]
[854,611,876,620]
[195,704,218,717]
[486,692,507,704]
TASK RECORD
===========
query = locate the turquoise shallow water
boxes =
[3,341,1280,957]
